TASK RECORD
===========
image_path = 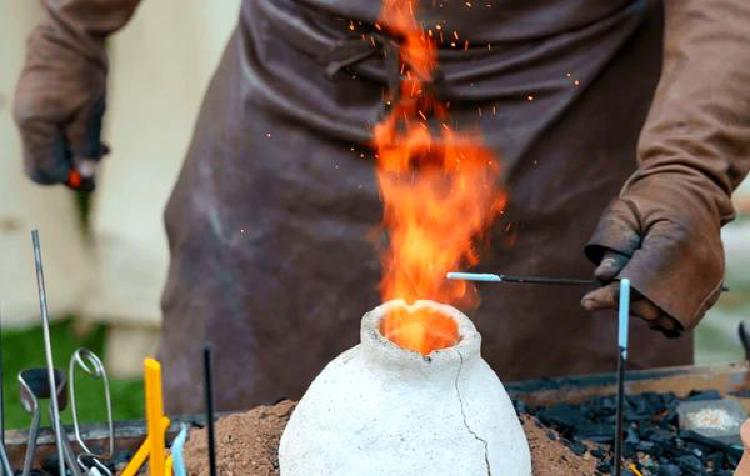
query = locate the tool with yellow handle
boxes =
[120,358,171,476]
[164,456,173,476]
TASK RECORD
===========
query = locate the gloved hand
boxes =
[581,0,750,334]
[580,174,726,337]
[13,0,140,191]
[582,253,684,338]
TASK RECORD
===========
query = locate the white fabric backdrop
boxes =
[85,0,241,326]
[0,1,93,326]
[1,0,239,374]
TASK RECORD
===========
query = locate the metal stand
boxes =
[0,306,11,476]
[31,230,66,476]
[614,347,626,476]
[204,346,217,476]
[613,279,630,476]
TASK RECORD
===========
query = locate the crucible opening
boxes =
[379,303,459,355]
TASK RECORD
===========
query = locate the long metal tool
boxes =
[204,345,218,476]
[447,271,597,286]
[31,230,66,476]
[0,305,11,476]
[19,369,47,476]
[613,278,630,476]
[19,369,81,476]
[447,271,730,291]
[69,348,114,475]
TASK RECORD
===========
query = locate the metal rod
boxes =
[204,345,217,476]
[0,305,10,476]
[50,407,83,476]
[69,348,114,459]
[614,349,625,476]
[447,271,597,286]
[497,275,596,286]
[0,436,9,476]
[31,230,66,476]
[613,279,630,476]
[447,271,730,291]
[20,391,40,476]
[0,303,5,445]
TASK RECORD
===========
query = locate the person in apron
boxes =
[14,0,750,413]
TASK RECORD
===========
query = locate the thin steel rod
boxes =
[614,349,625,476]
[613,279,630,476]
[0,442,9,476]
[31,230,66,476]
[204,346,217,476]
[446,271,597,286]
[0,303,5,445]
[447,271,730,291]
[0,304,10,476]
[497,275,596,286]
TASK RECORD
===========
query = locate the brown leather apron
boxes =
[160,0,690,414]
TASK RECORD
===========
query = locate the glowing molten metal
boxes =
[374,0,506,355]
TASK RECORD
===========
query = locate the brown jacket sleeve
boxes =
[586,0,750,330]
[40,0,141,61]
[635,0,750,216]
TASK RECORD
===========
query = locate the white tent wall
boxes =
[0,1,93,326]
[84,0,241,376]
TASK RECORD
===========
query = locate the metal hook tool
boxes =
[18,369,82,476]
[0,304,12,476]
[31,230,67,476]
[69,348,114,476]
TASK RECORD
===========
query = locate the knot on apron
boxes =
[322,31,447,117]
[323,32,401,92]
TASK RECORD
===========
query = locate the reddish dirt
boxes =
[183,401,295,476]
[521,415,598,475]
[183,401,598,476]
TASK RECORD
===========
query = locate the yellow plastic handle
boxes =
[120,440,148,476]
[164,455,173,476]
[120,357,171,476]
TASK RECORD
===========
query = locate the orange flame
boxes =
[374,0,506,355]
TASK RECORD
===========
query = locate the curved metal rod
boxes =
[31,230,65,476]
[0,444,12,476]
[69,348,114,459]
[76,453,112,476]
[18,373,40,476]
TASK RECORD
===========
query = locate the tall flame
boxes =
[374,0,506,355]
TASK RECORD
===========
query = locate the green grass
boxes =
[1,319,144,430]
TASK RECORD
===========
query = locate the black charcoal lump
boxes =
[517,389,742,475]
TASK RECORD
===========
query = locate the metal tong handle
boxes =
[31,230,66,476]
[69,348,114,474]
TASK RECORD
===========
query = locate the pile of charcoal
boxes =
[515,390,744,475]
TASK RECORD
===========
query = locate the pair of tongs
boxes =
[18,368,78,476]
[69,349,115,476]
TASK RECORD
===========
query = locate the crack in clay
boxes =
[454,350,492,476]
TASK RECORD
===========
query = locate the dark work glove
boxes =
[581,175,726,336]
[13,0,140,191]
[581,0,750,335]
[582,251,685,338]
